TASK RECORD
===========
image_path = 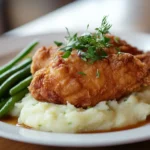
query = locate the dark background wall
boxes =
[0,0,74,34]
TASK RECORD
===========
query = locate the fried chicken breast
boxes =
[136,52,150,85]
[29,49,149,107]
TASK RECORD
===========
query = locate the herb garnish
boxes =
[114,36,120,43]
[96,69,100,78]
[54,16,116,63]
[115,47,120,52]
[78,72,86,76]
[54,41,63,47]
[62,51,71,58]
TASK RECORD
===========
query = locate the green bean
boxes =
[0,89,28,118]
[0,98,8,109]
[10,76,32,96]
[0,65,31,98]
[0,40,38,74]
[0,58,32,84]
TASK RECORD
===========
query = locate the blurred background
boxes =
[0,0,74,34]
[0,0,150,36]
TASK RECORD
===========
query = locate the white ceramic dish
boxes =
[0,32,150,147]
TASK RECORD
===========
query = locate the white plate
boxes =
[0,32,150,147]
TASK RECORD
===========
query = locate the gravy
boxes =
[0,116,31,129]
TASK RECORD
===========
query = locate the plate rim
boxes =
[0,122,149,147]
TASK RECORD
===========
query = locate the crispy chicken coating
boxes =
[31,46,58,74]
[105,34,143,55]
[136,52,150,85]
[136,52,150,68]
[29,50,148,107]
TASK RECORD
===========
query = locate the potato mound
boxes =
[10,87,150,133]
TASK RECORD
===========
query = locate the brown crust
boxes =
[105,34,143,55]
[29,51,148,107]
[136,52,150,85]
[29,34,148,107]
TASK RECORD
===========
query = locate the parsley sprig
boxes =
[78,71,86,76]
[96,69,100,78]
[54,16,112,63]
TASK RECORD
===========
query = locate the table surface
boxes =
[1,0,150,149]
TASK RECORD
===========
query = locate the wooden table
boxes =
[0,137,149,150]
[1,0,150,149]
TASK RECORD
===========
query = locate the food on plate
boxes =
[0,41,38,117]
[30,51,149,107]
[10,89,150,133]
[0,16,150,133]
[29,17,149,108]
[0,41,38,74]
[10,76,32,96]
[137,52,150,85]
[0,58,31,84]
[0,89,28,118]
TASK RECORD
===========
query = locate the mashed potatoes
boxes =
[10,87,150,133]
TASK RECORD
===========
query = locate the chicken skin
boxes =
[29,49,149,107]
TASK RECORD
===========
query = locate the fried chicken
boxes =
[136,52,150,68]
[31,46,59,74]
[31,34,142,74]
[104,34,143,55]
[29,49,149,107]
[136,52,150,85]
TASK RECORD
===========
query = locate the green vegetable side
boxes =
[0,41,38,118]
